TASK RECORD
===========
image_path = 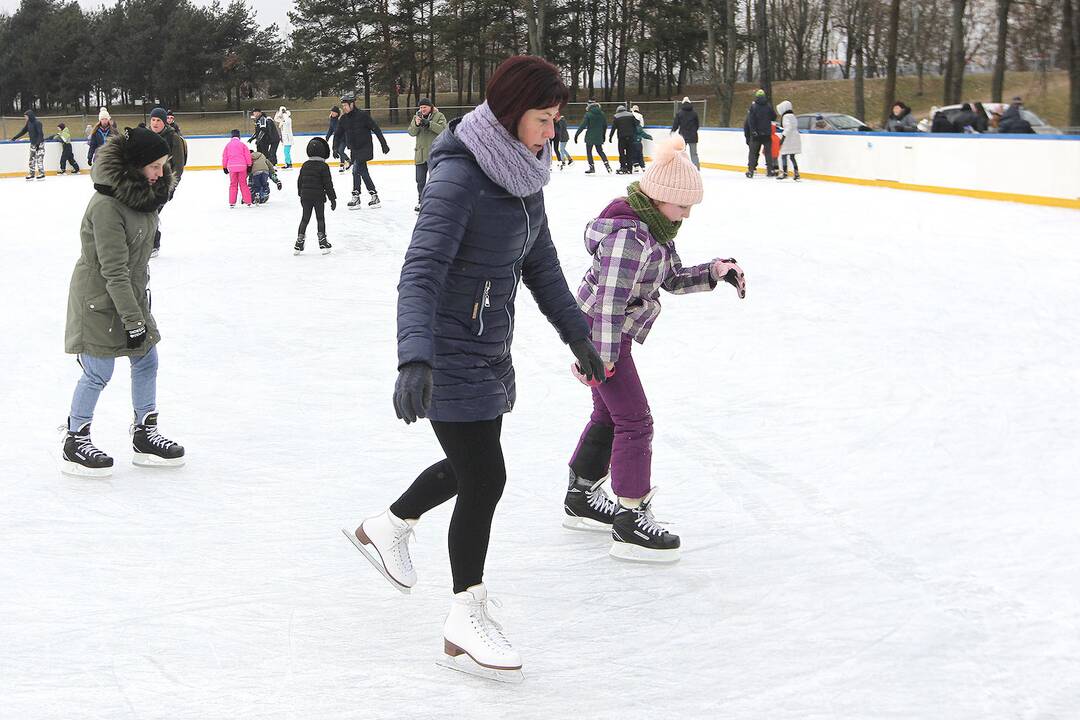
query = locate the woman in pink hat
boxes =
[562,134,747,563]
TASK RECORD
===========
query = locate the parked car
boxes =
[917,103,1062,134]
[796,113,872,132]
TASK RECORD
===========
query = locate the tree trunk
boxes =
[946,0,967,103]
[855,40,865,121]
[746,2,754,82]
[991,0,1010,102]
[756,0,772,96]
[1069,0,1080,127]
[881,0,901,126]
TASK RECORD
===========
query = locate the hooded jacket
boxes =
[609,108,639,142]
[743,96,776,139]
[396,117,588,422]
[554,116,570,143]
[999,104,1035,134]
[222,137,253,173]
[885,105,918,132]
[672,102,700,144]
[776,101,801,155]
[575,104,608,145]
[65,135,176,358]
[12,111,44,145]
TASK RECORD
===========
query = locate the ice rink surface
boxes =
[1,161,1078,719]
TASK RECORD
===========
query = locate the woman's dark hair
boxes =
[486,55,569,138]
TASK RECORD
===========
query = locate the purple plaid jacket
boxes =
[577,198,715,363]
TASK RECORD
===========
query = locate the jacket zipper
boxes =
[497,199,532,409]
[474,279,491,336]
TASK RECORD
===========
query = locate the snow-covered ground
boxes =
[1,164,1078,719]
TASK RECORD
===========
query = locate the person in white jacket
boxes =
[776,100,801,181]
[275,106,295,169]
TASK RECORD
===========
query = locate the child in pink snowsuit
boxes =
[221,129,253,207]
[562,135,746,564]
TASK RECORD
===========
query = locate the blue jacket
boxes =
[397,118,589,422]
[87,123,114,165]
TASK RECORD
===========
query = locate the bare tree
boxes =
[881,0,901,125]
[944,0,967,103]
[991,0,1011,101]
[756,0,773,95]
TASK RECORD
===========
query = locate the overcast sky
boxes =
[0,0,293,36]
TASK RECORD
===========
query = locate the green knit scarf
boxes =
[626,181,680,244]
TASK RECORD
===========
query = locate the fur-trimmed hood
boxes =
[90,135,176,213]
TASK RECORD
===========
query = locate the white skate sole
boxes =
[132,453,185,468]
[561,514,612,534]
[609,541,680,564]
[341,527,411,594]
[436,640,524,684]
[60,459,113,478]
[321,247,331,255]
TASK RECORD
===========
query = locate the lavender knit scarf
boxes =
[455,102,551,197]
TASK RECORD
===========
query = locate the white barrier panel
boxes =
[3,128,1078,208]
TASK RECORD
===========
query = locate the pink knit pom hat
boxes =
[639,135,703,206]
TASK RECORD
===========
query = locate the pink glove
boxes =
[711,258,746,299]
[571,362,615,387]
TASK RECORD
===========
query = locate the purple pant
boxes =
[569,331,653,499]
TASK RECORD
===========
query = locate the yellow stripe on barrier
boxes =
[4,157,1077,210]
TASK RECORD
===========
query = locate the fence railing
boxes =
[1,99,707,139]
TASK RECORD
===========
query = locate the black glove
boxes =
[393,362,432,424]
[569,338,606,384]
[381,144,390,154]
[330,198,337,211]
[126,325,147,349]
[222,168,229,174]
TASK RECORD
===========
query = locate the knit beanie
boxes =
[122,126,171,168]
[418,98,432,107]
[99,107,110,121]
[231,129,241,138]
[149,107,168,122]
[306,136,331,159]
[639,135,702,206]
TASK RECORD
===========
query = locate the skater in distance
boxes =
[564,134,746,563]
[60,127,186,477]
[344,54,606,684]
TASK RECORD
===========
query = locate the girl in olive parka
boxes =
[61,127,186,477]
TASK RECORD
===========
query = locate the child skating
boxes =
[48,123,81,174]
[776,100,802,180]
[563,135,746,562]
[221,129,253,207]
[294,137,337,255]
[248,148,273,204]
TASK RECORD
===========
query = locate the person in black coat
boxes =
[325,106,350,172]
[248,108,280,164]
[930,108,959,133]
[294,137,337,255]
[333,93,391,207]
[999,98,1036,134]
[12,109,46,179]
[552,112,571,167]
[971,102,990,133]
[608,105,639,174]
[743,90,777,177]
[953,103,979,132]
[671,97,701,167]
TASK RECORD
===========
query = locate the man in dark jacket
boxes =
[743,90,776,177]
[249,108,280,165]
[165,110,182,136]
[999,97,1036,134]
[672,97,701,168]
[608,104,639,174]
[325,106,350,172]
[12,109,46,179]
[148,107,187,255]
[334,93,391,208]
[930,108,959,133]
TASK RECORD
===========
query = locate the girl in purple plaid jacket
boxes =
[562,134,747,563]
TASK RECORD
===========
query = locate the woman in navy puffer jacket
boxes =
[345,55,605,678]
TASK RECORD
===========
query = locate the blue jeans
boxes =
[559,141,569,162]
[351,159,376,195]
[69,347,158,431]
[252,172,270,199]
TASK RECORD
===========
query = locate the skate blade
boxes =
[293,250,302,255]
[436,652,524,684]
[561,515,612,534]
[132,453,185,468]
[609,541,680,564]
[341,528,411,594]
[321,248,331,255]
[60,460,113,478]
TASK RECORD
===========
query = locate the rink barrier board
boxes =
[2,129,1077,210]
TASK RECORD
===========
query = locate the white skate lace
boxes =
[586,478,617,516]
[634,504,668,537]
[392,524,416,574]
[470,597,512,650]
[142,427,176,451]
[75,435,107,459]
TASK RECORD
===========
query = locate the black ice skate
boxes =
[348,192,362,210]
[318,233,331,255]
[794,172,801,181]
[745,170,754,178]
[584,166,596,175]
[563,470,618,533]
[609,490,680,563]
[603,161,612,174]
[24,173,34,180]
[61,420,114,478]
[36,171,46,180]
[777,171,788,180]
[367,193,381,208]
[131,412,185,467]
[294,235,305,255]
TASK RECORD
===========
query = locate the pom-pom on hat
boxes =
[98,107,111,121]
[306,136,331,159]
[639,135,702,206]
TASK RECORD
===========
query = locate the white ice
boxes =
[1,163,1078,719]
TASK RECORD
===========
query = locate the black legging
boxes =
[616,137,632,171]
[781,155,799,173]
[390,416,506,594]
[298,198,326,236]
[585,142,609,168]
